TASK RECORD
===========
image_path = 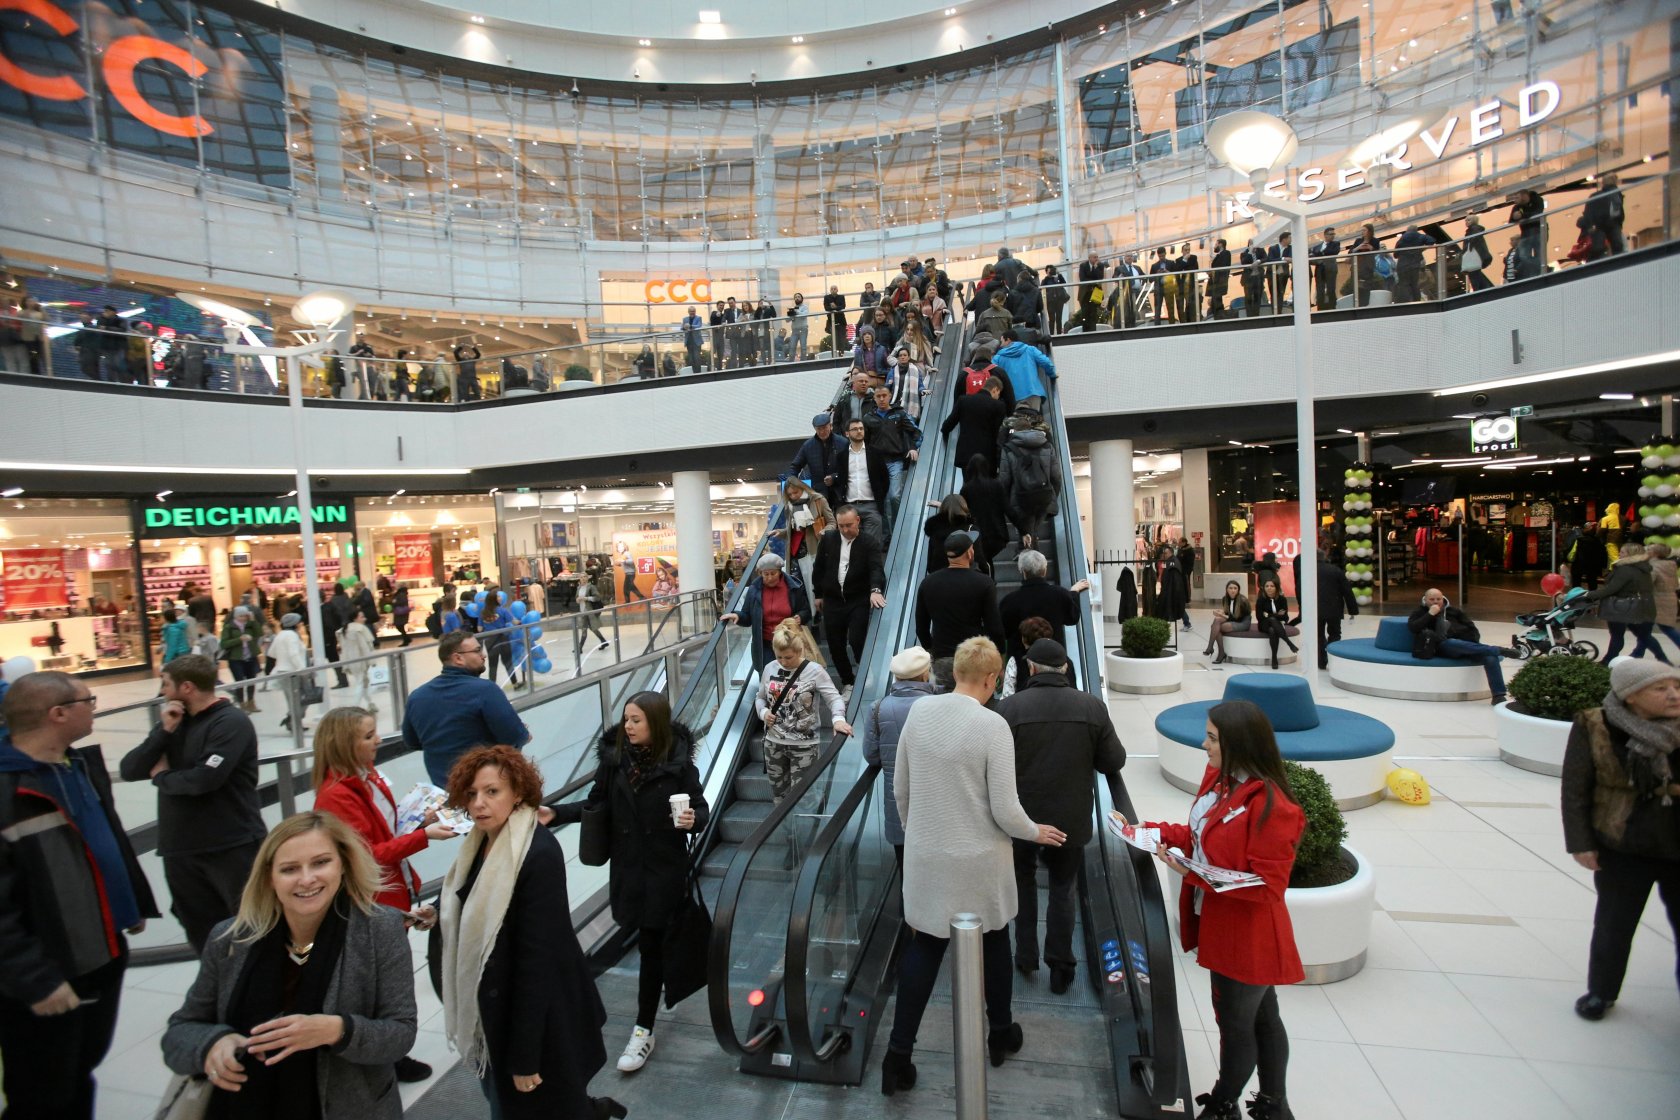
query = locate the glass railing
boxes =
[1039,171,1678,333]
[705,317,963,1066]
[0,281,942,398]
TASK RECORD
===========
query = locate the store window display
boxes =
[0,499,144,675]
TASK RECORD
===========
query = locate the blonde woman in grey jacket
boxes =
[754,618,851,805]
[162,812,417,1119]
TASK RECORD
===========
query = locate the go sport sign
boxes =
[1471,416,1520,454]
[141,499,351,535]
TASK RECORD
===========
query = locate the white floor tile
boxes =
[1364,912,1440,973]
[1363,1044,1577,1120]
[1395,919,1578,981]
[1321,968,1513,1056]
[1455,868,1596,921]
[1534,1059,1680,1120]
[1371,865,1501,918]
[1447,972,1679,1074]
[1410,829,1559,872]
[1281,1039,1404,1120]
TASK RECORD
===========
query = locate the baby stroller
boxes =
[1511,586,1599,660]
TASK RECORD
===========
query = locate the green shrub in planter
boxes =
[1285,761,1351,888]
[1508,656,1611,721]
[562,364,594,382]
[1120,616,1172,659]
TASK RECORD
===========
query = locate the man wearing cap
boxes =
[1561,656,1680,1022]
[812,506,887,694]
[789,413,846,506]
[1407,588,1520,704]
[915,531,1005,659]
[862,647,936,868]
[997,638,1126,992]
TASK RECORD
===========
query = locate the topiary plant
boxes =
[1120,616,1172,659]
[1508,655,1611,721]
[1285,761,1351,888]
[562,363,594,382]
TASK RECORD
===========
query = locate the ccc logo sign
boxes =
[1471,416,1519,452]
[0,0,212,138]
[644,280,713,305]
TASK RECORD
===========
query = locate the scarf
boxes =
[441,805,537,1076]
[623,740,660,790]
[212,898,350,1119]
[1601,693,1680,804]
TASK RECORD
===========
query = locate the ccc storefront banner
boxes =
[1,547,70,611]
[394,534,433,581]
[1250,501,1300,598]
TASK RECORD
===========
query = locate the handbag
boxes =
[152,1074,212,1120]
[366,663,391,687]
[298,676,324,707]
[1460,247,1484,272]
[660,871,713,1009]
[578,803,611,866]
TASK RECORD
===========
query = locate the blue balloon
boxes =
[463,601,481,618]
[475,590,489,603]
[527,626,543,640]
[509,601,528,620]
[524,610,542,624]
[531,644,547,659]
[533,657,552,674]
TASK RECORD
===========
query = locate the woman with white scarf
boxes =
[1561,659,1680,1023]
[440,745,625,1119]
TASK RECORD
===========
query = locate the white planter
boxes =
[1105,650,1183,695]
[1284,845,1376,984]
[1494,701,1572,777]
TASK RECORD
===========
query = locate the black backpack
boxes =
[1007,440,1056,506]
[425,602,444,639]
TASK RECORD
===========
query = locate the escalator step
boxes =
[746,733,767,763]
[734,771,775,801]
[718,800,773,843]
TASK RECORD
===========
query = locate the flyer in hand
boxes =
[1105,812,1264,892]
[396,782,474,836]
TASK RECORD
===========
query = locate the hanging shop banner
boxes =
[139,497,352,534]
[1250,501,1301,597]
[610,529,679,604]
[394,534,433,581]
[2,548,70,612]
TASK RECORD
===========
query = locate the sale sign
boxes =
[1250,501,1301,598]
[2,548,70,611]
[393,535,433,581]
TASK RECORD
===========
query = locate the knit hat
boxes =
[756,553,786,572]
[232,606,251,619]
[1610,657,1680,700]
[1025,638,1069,667]
[281,613,302,629]
[944,529,980,557]
[890,646,932,679]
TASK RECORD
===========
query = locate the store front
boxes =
[0,498,145,675]
[353,495,500,637]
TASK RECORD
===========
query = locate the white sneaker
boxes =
[617,1026,654,1072]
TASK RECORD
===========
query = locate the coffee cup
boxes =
[669,793,690,826]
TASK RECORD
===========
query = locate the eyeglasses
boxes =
[56,695,98,710]
[457,645,484,655]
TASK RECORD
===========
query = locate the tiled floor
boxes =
[19,607,1678,1118]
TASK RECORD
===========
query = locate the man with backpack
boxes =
[998,408,1062,551]
[961,345,1015,410]
[991,328,1056,412]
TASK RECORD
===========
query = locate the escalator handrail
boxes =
[1042,378,1186,1105]
[707,321,964,1058]
[782,321,966,1063]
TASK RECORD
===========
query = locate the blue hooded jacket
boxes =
[991,340,1056,402]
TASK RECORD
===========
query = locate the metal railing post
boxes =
[276,756,298,817]
[390,651,409,726]
[287,674,305,754]
[597,678,613,731]
[950,913,987,1119]
[665,648,681,698]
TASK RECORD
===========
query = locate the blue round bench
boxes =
[1154,674,1394,809]
[1327,617,1493,701]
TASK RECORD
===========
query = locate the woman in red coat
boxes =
[312,705,460,1082]
[1121,699,1304,1120]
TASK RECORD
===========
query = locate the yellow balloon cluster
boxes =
[1385,768,1431,805]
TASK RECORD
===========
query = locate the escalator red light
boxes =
[858,1010,867,1018]
[747,989,766,1007]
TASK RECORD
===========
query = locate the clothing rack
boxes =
[1093,549,1186,652]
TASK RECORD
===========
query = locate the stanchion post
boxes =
[950,913,987,1120]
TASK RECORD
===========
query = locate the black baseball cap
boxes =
[944,530,980,557]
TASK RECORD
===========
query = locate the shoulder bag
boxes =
[578,761,612,866]
[1460,246,1485,273]
[765,660,808,727]
[151,1074,212,1120]
[660,869,714,1009]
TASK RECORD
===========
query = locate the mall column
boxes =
[673,471,714,635]
[1090,439,1136,624]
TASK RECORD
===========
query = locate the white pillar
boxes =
[673,471,714,628]
[1090,439,1135,622]
[1181,448,1211,601]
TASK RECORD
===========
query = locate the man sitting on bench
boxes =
[1407,588,1520,705]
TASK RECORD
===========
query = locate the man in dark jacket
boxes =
[998,639,1125,991]
[1393,224,1434,302]
[1075,251,1106,332]
[118,655,263,954]
[1293,551,1360,668]
[1408,588,1518,703]
[811,506,887,691]
[863,384,923,530]
[1173,242,1199,323]
[789,413,846,506]
[321,582,352,686]
[402,632,531,786]
[830,370,874,436]
[999,549,1090,666]
[942,376,1008,479]
[1042,264,1069,333]
[822,286,848,349]
[1310,226,1342,310]
[1205,239,1232,319]
[1571,522,1610,589]
[833,417,891,543]
[915,531,1005,658]
[1581,173,1625,257]
[1266,231,1294,310]
[1,671,159,1120]
[993,247,1028,289]
[998,419,1062,550]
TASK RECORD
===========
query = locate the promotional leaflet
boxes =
[1105,812,1265,893]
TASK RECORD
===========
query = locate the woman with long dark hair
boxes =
[1119,699,1304,1120]
[554,691,708,1075]
[960,453,1010,572]
[1203,580,1253,665]
[1253,578,1300,670]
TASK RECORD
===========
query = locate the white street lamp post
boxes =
[220,291,356,689]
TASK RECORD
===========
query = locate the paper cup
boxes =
[669,793,690,825]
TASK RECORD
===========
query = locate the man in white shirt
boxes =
[813,506,886,691]
[837,419,888,543]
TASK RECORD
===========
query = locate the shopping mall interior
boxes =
[1,1,1678,1118]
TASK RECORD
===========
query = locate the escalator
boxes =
[731,330,1192,1114]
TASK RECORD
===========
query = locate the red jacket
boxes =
[314,770,425,911]
[1148,767,1305,986]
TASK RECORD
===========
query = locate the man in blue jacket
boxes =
[991,328,1057,411]
[402,631,531,786]
[2,671,158,1120]
[788,413,846,506]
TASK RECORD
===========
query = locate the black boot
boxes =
[880,1048,917,1096]
[1284,638,1298,652]
[1270,653,1279,670]
[1195,1093,1242,1120]
[1244,1092,1294,1120]
[591,1097,629,1119]
[987,1022,1024,1067]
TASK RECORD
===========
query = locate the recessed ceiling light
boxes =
[638,38,651,46]
[945,6,957,14]
[791,35,804,43]
[698,9,721,23]
[469,14,485,24]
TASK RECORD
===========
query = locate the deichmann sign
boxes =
[141,500,352,534]
[1222,82,1563,224]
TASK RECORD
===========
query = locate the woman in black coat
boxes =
[440,746,621,1120]
[960,453,1011,572]
[555,691,709,1076]
[924,493,983,575]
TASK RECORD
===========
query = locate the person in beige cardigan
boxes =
[1644,541,1680,652]
[880,637,1066,1096]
